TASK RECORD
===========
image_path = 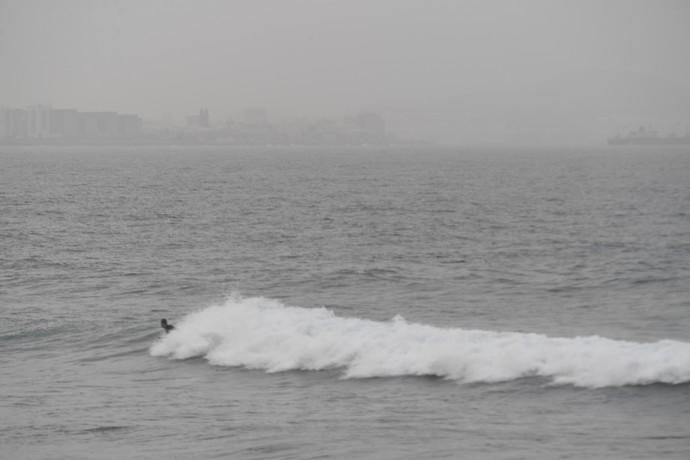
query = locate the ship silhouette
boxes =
[608,126,690,146]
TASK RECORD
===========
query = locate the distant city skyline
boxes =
[0,105,143,143]
[2,1,689,146]
[0,103,406,146]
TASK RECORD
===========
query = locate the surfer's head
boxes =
[160,318,174,333]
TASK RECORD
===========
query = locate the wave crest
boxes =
[150,295,690,388]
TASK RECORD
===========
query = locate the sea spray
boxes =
[150,295,690,388]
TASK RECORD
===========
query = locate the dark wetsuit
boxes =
[161,318,175,333]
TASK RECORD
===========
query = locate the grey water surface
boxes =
[2,146,690,459]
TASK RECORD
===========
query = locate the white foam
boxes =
[150,295,690,388]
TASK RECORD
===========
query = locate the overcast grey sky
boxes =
[1,0,689,145]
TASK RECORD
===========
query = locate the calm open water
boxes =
[2,146,690,459]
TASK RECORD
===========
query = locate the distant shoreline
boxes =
[607,138,690,146]
[0,141,432,149]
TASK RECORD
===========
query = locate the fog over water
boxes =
[1,0,689,146]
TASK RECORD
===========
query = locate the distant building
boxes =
[199,108,210,128]
[50,109,80,139]
[0,109,7,139]
[301,118,343,144]
[0,105,142,143]
[117,114,143,137]
[27,105,52,139]
[242,107,268,125]
[186,108,211,128]
[344,112,386,143]
[79,112,101,139]
[94,112,120,138]
[0,108,28,140]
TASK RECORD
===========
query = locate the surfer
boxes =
[161,318,175,333]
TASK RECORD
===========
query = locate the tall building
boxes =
[1,108,28,140]
[0,109,6,139]
[199,108,210,128]
[50,109,80,139]
[27,105,53,139]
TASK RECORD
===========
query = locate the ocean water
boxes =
[1,145,690,459]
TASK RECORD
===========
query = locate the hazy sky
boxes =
[1,0,689,145]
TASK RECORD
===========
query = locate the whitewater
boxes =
[151,295,690,388]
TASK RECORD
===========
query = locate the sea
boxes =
[1,145,689,459]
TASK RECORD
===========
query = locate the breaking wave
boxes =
[150,295,690,388]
